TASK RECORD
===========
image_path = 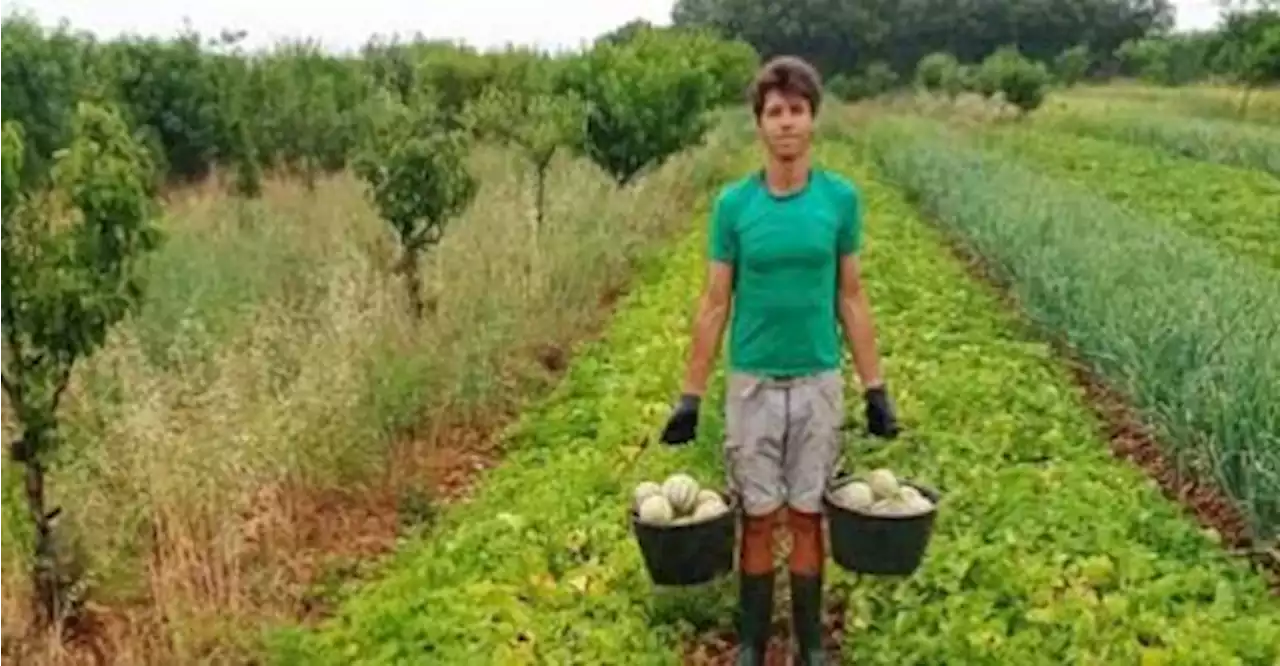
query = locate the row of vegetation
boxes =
[1,14,757,191]
[670,0,1279,113]
[264,127,1280,666]
[1,18,759,662]
[858,116,1280,550]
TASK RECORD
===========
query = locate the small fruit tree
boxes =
[352,90,478,321]
[2,101,162,628]
[557,27,737,186]
[462,81,585,230]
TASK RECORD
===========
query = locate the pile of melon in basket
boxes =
[634,472,730,526]
[828,468,935,517]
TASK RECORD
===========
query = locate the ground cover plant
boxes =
[260,128,1280,666]
[857,115,1280,551]
[969,126,1280,272]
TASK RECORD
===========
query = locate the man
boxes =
[658,55,899,665]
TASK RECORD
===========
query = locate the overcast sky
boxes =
[3,0,1227,54]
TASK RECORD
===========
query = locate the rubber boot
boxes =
[735,570,774,666]
[790,570,825,666]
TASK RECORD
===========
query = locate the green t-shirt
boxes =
[708,167,862,377]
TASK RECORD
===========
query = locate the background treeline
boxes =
[669,0,1279,102]
[1,14,759,194]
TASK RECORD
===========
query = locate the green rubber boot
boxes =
[790,570,825,666]
[735,571,774,666]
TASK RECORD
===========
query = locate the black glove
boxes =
[864,385,900,439]
[660,394,701,445]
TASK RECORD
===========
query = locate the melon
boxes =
[867,468,899,500]
[692,498,728,522]
[634,481,662,507]
[638,495,674,525]
[832,481,874,511]
[662,473,700,515]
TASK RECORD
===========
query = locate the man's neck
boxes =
[763,154,811,196]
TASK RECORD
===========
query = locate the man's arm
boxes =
[836,253,884,390]
[680,261,734,396]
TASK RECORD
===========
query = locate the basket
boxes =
[631,491,739,586]
[824,475,940,576]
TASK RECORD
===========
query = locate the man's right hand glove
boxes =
[659,394,701,446]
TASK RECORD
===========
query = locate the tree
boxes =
[1209,7,1280,114]
[352,91,477,321]
[979,46,1052,115]
[671,0,1175,79]
[556,28,730,185]
[916,52,963,98]
[1054,44,1092,85]
[463,87,585,229]
[2,102,162,629]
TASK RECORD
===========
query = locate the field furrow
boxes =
[970,127,1280,272]
[265,131,1280,665]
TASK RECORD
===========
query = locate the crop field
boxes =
[4,6,1280,666]
[263,119,1280,665]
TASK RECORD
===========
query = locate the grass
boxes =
[1032,99,1280,177]
[0,128,746,664]
[1059,83,1280,127]
[857,115,1280,547]
[968,126,1280,272]
[261,116,1279,665]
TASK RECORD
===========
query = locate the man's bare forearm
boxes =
[681,295,730,396]
[838,289,884,390]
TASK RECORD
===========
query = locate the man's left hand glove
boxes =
[864,385,900,439]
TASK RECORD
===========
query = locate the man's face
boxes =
[757,89,814,161]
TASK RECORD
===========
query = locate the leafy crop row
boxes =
[971,126,1280,272]
[1033,104,1280,176]
[262,130,1279,665]
[820,141,1278,665]
[857,116,1280,547]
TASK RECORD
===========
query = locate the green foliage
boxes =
[1115,33,1215,86]
[863,117,1280,544]
[977,126,1280,272]
[828,62,898,101]
[915,52,962,97]
[352,92,477,319]
[2,101,162,625]
[671,0,1173,79]
[1053,45,1092,86]
[3,103,162,452]
[558,29,738,185]
[978,47,1051,114]
[1037,106,1280,175]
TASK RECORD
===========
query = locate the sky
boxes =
[2,0,1227,54]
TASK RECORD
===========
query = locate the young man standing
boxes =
[659,56,899,665]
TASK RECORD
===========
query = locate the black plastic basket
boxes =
[631,492,739,586]
[824,475,940,576]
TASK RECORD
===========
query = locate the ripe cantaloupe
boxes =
[638,495,674,525]
[662,473,700,515]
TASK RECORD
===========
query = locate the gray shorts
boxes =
[722,370,845,517]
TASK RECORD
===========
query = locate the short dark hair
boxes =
[748,55,823,119]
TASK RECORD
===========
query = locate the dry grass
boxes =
[1,126,746,664]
